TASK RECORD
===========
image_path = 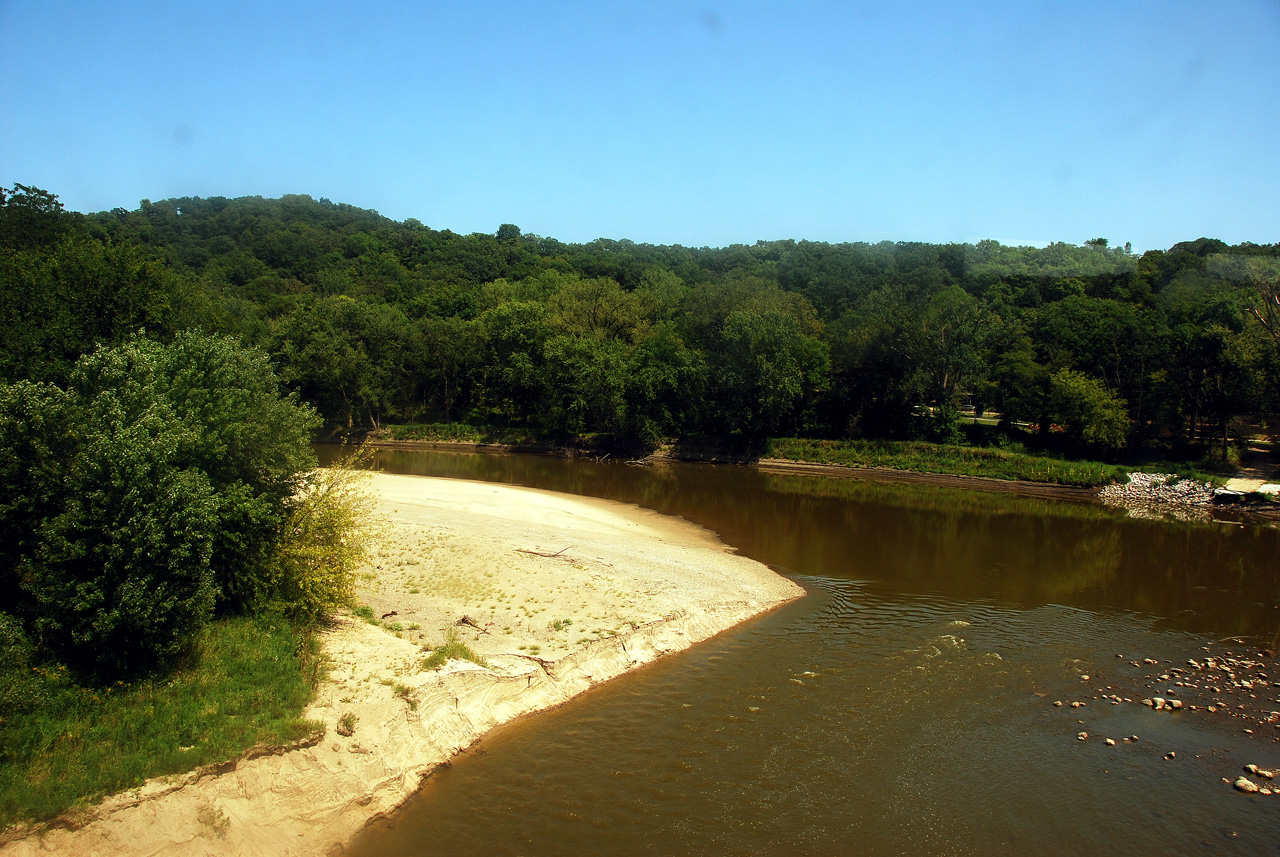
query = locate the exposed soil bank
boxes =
[1,474,801,857]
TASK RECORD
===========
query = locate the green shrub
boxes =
[0,378,219,677]
[0,333,322,678]
[1046,368,1130,451]
[262,448,377,624]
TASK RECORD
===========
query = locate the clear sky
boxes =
[2,1,1277,251]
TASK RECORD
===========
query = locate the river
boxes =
[334,449,1280,855]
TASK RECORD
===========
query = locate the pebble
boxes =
[1165,751,1176,760]
[1070,701,1087,708]
[1104,738,1116,746]
[1053,700,1063,707]
[1077,732,1088,741]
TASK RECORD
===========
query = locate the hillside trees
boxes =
[269,295,422,430]
[0,185,177,383]
[10,186,1277,458]
[826,285,991,439]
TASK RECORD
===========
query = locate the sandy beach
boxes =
[3,473,802,857]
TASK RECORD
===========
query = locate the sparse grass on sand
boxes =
[420,627,487,671]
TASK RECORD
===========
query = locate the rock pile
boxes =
[1098,473,1216,520]
[1099,472,1215,506]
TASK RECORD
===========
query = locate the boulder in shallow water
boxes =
[1235,777,1261,793]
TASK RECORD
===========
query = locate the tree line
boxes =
[4,185,1278,460]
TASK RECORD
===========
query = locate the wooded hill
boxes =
[3,184,1278,459]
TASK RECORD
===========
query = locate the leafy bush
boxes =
[117,331,322,611]
[1046,368,1130,452]
[262,447,377,624]
[0,378,219,676]
[0,333,321,678]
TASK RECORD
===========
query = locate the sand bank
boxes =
[4,473,801,856]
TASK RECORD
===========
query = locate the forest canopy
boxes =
[2,184,1277,460]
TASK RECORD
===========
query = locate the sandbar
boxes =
[3,473,802,856]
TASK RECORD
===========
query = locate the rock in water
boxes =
[1235,777,1261,794]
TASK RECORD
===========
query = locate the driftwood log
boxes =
[515,545,573,558]
[456,615,490,634]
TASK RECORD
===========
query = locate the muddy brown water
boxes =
[328,449,1280,856]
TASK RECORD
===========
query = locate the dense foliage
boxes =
[3,188,1258,460]
[0,333,322,676]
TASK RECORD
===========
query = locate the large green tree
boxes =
[0,333,320,676]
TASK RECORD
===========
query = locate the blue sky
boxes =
[2,1,1277,251]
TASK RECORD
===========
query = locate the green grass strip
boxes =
[0,615,324,829]
[765,437,1129,487]
[383,422,487,442]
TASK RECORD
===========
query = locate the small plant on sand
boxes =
[391,682,417,710]
[548,618,573,632]
[335,712,357,736]
[352,604,377,623]
[420,627,487,671]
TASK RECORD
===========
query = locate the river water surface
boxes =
[339,451,1280,856]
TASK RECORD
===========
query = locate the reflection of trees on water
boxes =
[345,449,1280,640]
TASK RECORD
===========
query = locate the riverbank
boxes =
[0,474,801,857]
[363,434,1280,522]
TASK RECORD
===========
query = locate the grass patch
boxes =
[383,422,487,443]
[420,628,488,671]
[0,615,324,829]
[766,437,1129,487]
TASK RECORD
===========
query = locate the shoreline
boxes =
[1,474,802,857]
[363,437,1106,500]
[361,439,1280,523]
